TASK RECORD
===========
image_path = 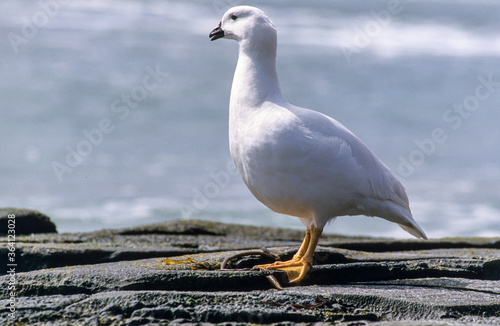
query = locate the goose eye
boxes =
[230,15,238,20]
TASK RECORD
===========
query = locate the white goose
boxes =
[209,6,427,283]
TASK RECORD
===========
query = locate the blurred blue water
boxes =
[1,0,500,238]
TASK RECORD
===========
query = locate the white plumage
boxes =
[210,6,427,283]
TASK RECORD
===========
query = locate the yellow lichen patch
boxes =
[163,258,194,265]
[190,266,207,271]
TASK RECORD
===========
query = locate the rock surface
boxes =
[1,219,499,325]
[0,208,57,235]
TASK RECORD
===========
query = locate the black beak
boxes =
[209,22,224,41]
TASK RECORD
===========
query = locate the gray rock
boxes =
[0,219,339,274]
[0,219,499,325]
[0,208,57,235]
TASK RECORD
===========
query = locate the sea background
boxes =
[1,0,499,238]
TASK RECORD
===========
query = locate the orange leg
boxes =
[256,225,323,283]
